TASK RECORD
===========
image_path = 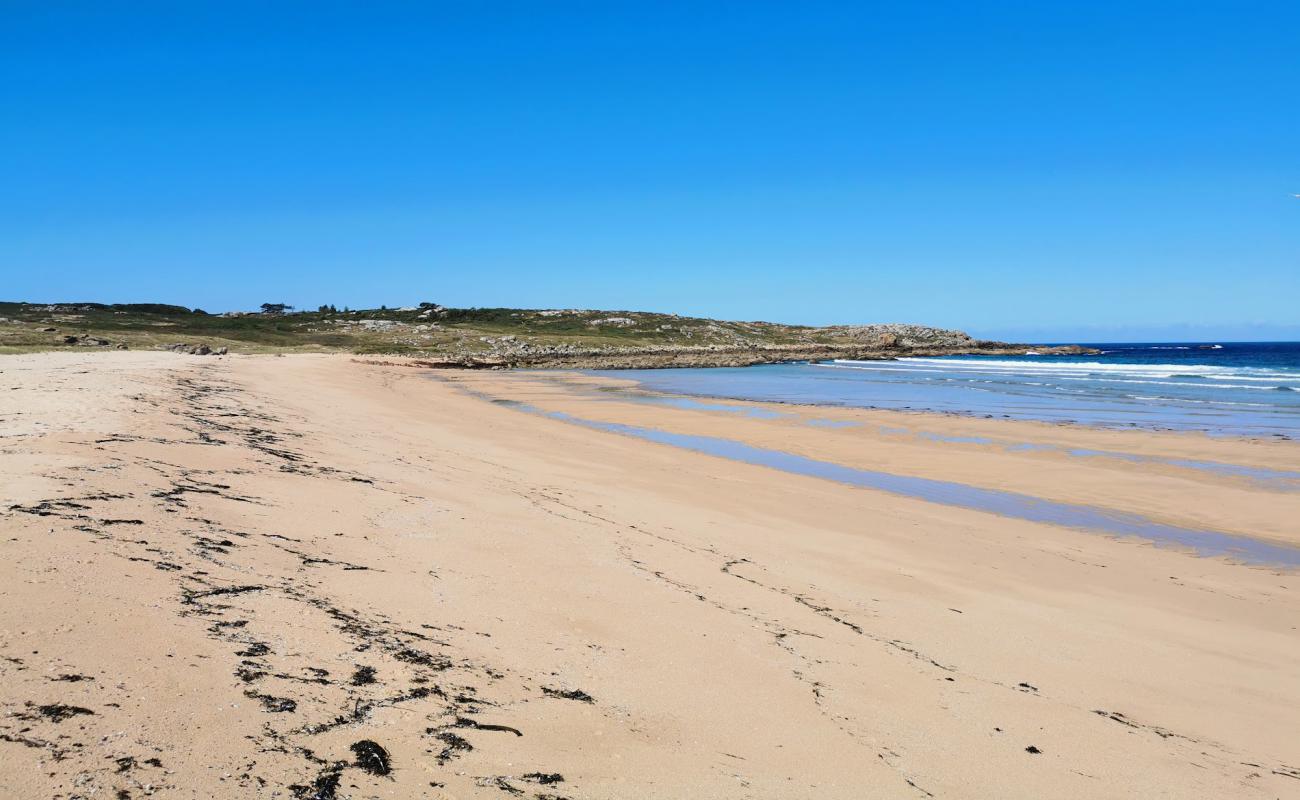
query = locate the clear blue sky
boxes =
[3,1,1297,341]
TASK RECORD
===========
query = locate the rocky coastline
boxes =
[372,319,1100,369]
[400,340,1097,370]
[382,321,1099,369]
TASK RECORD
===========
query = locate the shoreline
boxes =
[361,346,1300,441]
[362,342,1097,370]
[519,377,1300,487]
[574,364,1299,441]
[588,378,1297,441]
[2,352,1297,799]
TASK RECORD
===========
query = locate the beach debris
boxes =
[290,765,343,800]
[350,665,377,685]
[392,647,450,670]
[453,716,523,736]
[1025,745,1042,754]
[541,686,595,703]
[32,703,95,722]
[350,739,392,775]
[1090,709,1182,739]
[244,689,297,712]
[235,664,266,682]
[432,731,473,763]
[181,583,265,604]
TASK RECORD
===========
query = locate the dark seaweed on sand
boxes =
[350,739,392,775]
[350,665,377,685]
[35,703,95,722]
[433,731,473,764]
[290,766,342,800]
[542,686,594,703]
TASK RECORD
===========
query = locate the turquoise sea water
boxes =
[593,342,1300,438]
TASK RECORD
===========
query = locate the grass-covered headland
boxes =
[0,302,1094,368]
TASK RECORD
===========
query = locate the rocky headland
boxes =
[0,303,1097,368]
[402,323,1096,369]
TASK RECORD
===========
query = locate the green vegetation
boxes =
[0,301,829,356]
[0,301,1050,367]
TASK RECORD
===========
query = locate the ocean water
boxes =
[593,342,1300,437]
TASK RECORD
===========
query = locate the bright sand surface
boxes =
[1,352,1297,799]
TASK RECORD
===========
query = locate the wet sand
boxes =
[1,352,1297,799]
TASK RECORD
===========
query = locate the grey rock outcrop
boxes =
[62,334,111,346]
[160,343,226,356]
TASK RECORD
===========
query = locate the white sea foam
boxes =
[831,359,1300,380]
[1056,377,1293,390]
[896,358,1297,376]
[823,360,1300,383]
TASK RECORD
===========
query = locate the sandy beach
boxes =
[2,352,1297,799]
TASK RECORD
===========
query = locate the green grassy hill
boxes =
[0,302,1088,367]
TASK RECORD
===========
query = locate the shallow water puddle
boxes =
[497,398,1300,568]
[562,377,1299,490]
[884,431,1300,490]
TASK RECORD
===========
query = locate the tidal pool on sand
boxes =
[498,400,1300,568]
